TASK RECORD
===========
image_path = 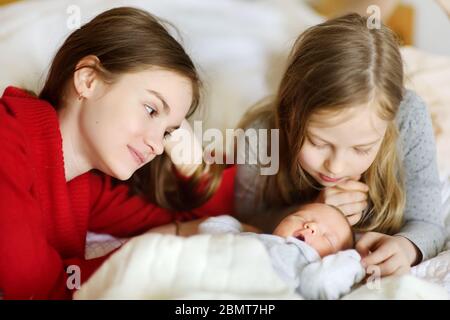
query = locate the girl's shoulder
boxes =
[0,86,59,156]
[0,87,53,170]
[243,117,271,134]
[238,98,274,131]
[396,89,429,129]
[396,89,437,156]
[0,97,28,151]
[0,97,32,186]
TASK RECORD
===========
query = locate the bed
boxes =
[1,0,449,299]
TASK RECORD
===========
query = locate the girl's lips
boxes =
[128,145,145,165]
[319,173,341,183]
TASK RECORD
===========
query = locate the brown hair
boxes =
[40,7,223,210]
[240,13,405,234]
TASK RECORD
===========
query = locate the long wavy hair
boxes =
[39,7,223,211]
[240,13,405,234]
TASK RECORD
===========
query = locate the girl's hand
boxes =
[146,218,206,236]
[315,175,369,225]
[163,119,203,177]
[242,223,262,233]
[144,221,179,235]
[177,218,207,236]
[356,232,421,278]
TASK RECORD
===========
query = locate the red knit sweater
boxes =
[0,86,236,300]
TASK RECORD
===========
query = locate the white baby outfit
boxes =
[199,215,366,299]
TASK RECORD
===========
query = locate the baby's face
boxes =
[272,203,353,257]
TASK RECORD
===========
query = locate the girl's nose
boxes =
[324,153,345,176]
[144,127,166,156]
[152,141,164,156]
[144,137,164,156]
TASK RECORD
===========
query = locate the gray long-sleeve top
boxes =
[234,90,446,261]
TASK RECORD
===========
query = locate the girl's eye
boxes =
[145,104,172,139]
[144,104,157,117]
[354,148,371,155]
[308,137,327,149]
[311,141,327,149]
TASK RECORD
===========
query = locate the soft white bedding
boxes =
[1,0,450,299]
[409,175,450,294]
[77,233,301,299]
[78,233,449,300]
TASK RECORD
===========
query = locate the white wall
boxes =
[403,0,450,56]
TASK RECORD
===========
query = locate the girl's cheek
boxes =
[298,146,323,170]
[353,153,378,175]
[132,116,154,138]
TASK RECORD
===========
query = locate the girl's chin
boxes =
[109,170,133,181]
[102,161,134,181]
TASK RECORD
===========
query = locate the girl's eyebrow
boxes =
[146,89,171,115]
[308,132,381,148]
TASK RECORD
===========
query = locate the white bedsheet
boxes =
[409,174,450,294]
[79,232,449,300]
[77,233,302,300]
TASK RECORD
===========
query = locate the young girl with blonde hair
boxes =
[235,13,445,278]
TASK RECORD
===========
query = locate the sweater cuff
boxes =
[395,221,446,262]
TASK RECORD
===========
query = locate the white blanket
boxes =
[75,233,301,300]
[343,274,449,300]
[76,232,449,300]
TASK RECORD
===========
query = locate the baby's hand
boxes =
[356,232,420,277]
[315,175,369,225]
[298,249,365,299]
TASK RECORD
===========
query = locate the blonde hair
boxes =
[240,13,405,234]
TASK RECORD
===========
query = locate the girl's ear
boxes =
[73,55,101,99]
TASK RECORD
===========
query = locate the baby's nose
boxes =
[305,223,318,235]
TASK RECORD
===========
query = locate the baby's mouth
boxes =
[293,231,305,242]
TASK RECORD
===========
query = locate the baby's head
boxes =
[273,203,354,257]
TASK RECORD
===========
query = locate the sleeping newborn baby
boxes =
[199,203,365,299]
